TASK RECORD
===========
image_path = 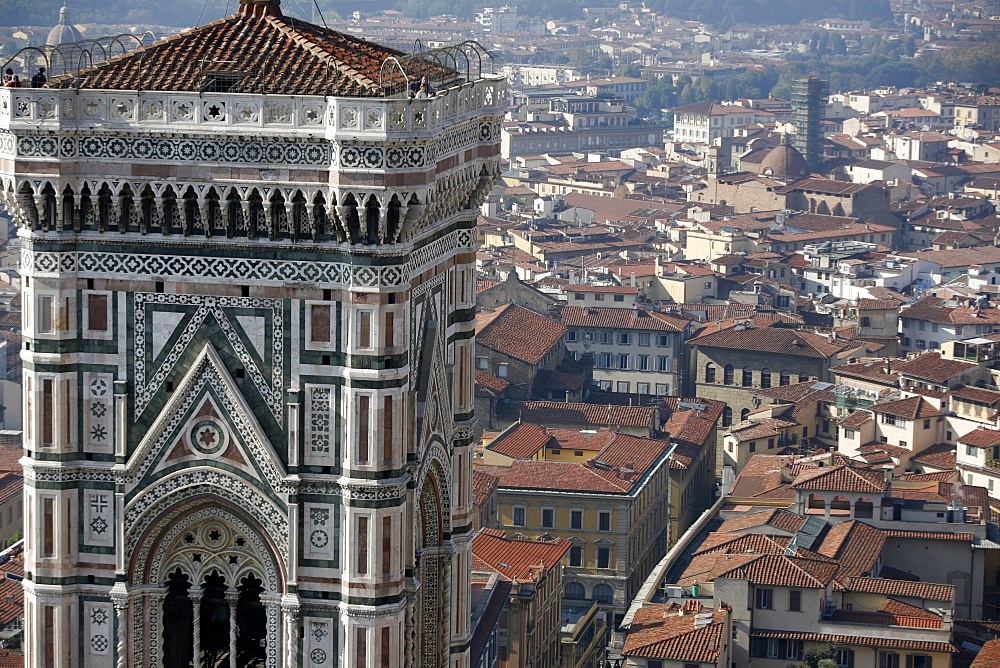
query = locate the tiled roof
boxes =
[729,454,799,499]
[715,508,806,534]
[910,442,957,470]
[859,442,912,459]
[896,352,978,383]
[0,649,22,668]
[688,326,848,358]
[560,306,689,332]
[0,474,21,507]
[750,629,956,654]
[841,576,954,601]
[472,470,499,506]
[471,528,571,582]
[838,410,874,429]
[900,296,1000,325]
[476,304,567,364]
[0,544,23,628]
[858,298,904,310]
[564,284,641,294]
[712,553,839,588]
[50,3,410,96]
[958,427,1000,448]
[0,445,21,474]
[499,401,654,429]
[833,359,899,384]
[972,638,1000,667]
[622,605,728,662]
[790,464,888,494]
[881,529,975,542]
[726,417,797,441]
[951,386,1000,405]
[816,520,884,581]
[873,396,942,420]
[693,532,790,556]
[755,381,838,416]
[474,369,510,396]
[486,422,551,460]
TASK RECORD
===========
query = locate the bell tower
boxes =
[0,1,502,665]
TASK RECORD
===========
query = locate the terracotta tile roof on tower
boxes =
[622,605,728,662]
[840,576,954,601]
[560,306,689,332]
[49,6,414,96]
[499,401,654,429]
[790,464,888,494]
[476,304,567,365]
[688,326,848,358]
[471,528,571,582]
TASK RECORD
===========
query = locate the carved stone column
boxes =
[116,193,129,233]
[198,198,212,237]
[149,588,168,667]
[189,586,203,668]
[109,583,129,668]
[283,201,295,238]
[336,205,356,244]
[226,589,240,668]
[281,596,300,668]
[33,193,46,230]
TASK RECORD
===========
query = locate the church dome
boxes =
[759,134,809,180]
[47,6,84,46]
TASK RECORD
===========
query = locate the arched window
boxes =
[780,371,790,386]
[722,406,733,427]
[799,372,809,383]
[565,582,586,600]
[740,408,750,423]
[742,366,753,387]
[761,368,772,389]
[593,584,614,605]
[723,364,734,385]
[705,363,716,383]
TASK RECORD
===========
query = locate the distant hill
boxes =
[650,0,893,27]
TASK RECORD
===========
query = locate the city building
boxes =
[791,75,829,171]
[2,0,504,664]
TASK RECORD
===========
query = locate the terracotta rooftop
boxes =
[688,326,848,358]
[972,638,1000,667]
[872,395,942,420]
[910,442,958,470]
[951,386,1000,405]
[838,410,874,430]
[831,597,944,629]
[790,464,888,494]
[958,427,1000,449]
[901,296,1000,325]
[476,304,567,365]
[749,629,955,654]
[622,605,728,662]
[881,529,975,542]
[485,422,551,460]
[471,528,570,582]
[840,576,954,601]
[896,352,978,384]
[498,400,654,429]
[49,0,415,96]
[711,552,839,588]
[472,470,499,507]
[474,369,510,397]
[715,508,806,534]
[729,454,799,500]
[560,306,688,332]
[815,520,884,581]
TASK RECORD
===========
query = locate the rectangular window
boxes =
[357,310,372,349]
[910,655,930,668]
[637,354,650,371]
[574,293,584,300]
[599,510,611,531]
[618,333,631,345]
[512,506,525,527]
[637,382,650,394]
[356,628,367,668]
[497,363,508,378]
[613,294,625,302]
[655,384,668,395]
[311,304,331,343]
[571,509,583,530]
[477,356,489,370]
[42,378,53,447]
[597,547,611,569]
[879,653,899,668]
[638,333,650,346]
[657,334,670,347]
[541,507,554,528]
[384,312,394,348]
[358,396,370,464]
[569,545,582,567]
[600,332,611,344]
[42,497,54,558]
[383,396,393,464]
[38,295,53,334]
[87,293,109,332]
[358,517,369,576]
[616,381,630,393]
[923,419,931,429]
[617,354,630,370]
[656,356,670,372]
[566,330,578,342]
[788,589,801,612]
[755,587,773,609]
